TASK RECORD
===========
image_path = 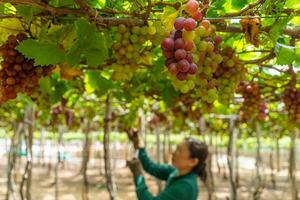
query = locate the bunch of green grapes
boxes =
[111,23,163,82]
[193,20,223,104]
[283,87,300,124]
[0,34,54,103]
[214,47,247,104]
[237,82,268,122]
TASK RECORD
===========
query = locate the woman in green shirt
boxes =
[127,131,208,200]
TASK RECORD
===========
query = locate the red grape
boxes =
[161,38,174,50]
[186,53,193,63]
[192,11,203,22]
[175,38,185,49]
[186,0,199,15]
[183,18,196,31]
[177,59,190,72]
[188,63,198,74]
[176,72,188,81]
[175,49,187,60]
[214,36,222,46]
[163,49,174,59]
[168,63,178,75]
[174,30,183,40]
[184,41,195,51]
[174,17,186,30]
[165,58,176,67]
[200,20,210,30]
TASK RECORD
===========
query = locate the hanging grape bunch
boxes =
[111,23,161,81]
[283,87,300,124]
[161,0,201,85]
[237,82,268,122]
[214,47,247,104]
[0,34,54,103]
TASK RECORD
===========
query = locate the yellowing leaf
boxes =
[59,63,83,80]
[161,7,178,33]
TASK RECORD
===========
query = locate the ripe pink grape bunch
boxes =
[237,82,268,122]
[0,34,54,103]
[283,87,300,124]
[161,0,202,84]
[111,23,161,81]
[214,47,247,104]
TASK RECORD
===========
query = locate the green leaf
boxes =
[207,0,226,17]
[162,85,177,107]
[285,0,300,9]
[0,4,5,14]
[48,0,75,7]
[15,5,41,23]
[66,51,81,67]
[68,19,108,67]
[16,39,65,66]
[39,76,52,94]
[86,0,106,8]
[275,43,295,65]
[269,17,292,42]
[231,0,249,9]
[50,76,68,104]
[85,71,115,96]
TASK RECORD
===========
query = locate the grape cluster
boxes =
[193,20,224,104]
[160,0,202,85]
[283,87,300,124]
[0,34,54,103]
[214,47,247,104]
[237,82,267,122]
[111,23,161,81]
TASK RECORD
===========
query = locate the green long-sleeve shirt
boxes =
[134,148,199,200]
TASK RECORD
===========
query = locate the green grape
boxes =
[132,26,141,34]
[130,35,139,43]
[195,26,206,37]
[118,24,127,33]
[140,27,149,35]
[180,85,190,93]
[198,41,208,52]
[183,30,195,41]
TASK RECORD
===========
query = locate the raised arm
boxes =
[138,148,175,181]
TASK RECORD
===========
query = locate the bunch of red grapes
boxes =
[237,82,268,122]
[161,0,202,81]
[283,87,300,124]
[0,34,54,103]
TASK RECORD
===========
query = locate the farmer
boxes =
[127,130,208,200]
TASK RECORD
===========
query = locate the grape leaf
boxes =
[207,0,226,17]
[269,17,292,42]
[86,0,106,8]
[48,0,75,7]
[161,7,178,33]
[85,71,115,96]
[16,39,66,66]
[232,0,249,9]
[275,43,295,65]
[285,0,300,9]
[15,5,41,23]
[67,19,108,67]
[39,76,52,94]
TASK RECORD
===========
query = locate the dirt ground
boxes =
[0,155,299,200]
